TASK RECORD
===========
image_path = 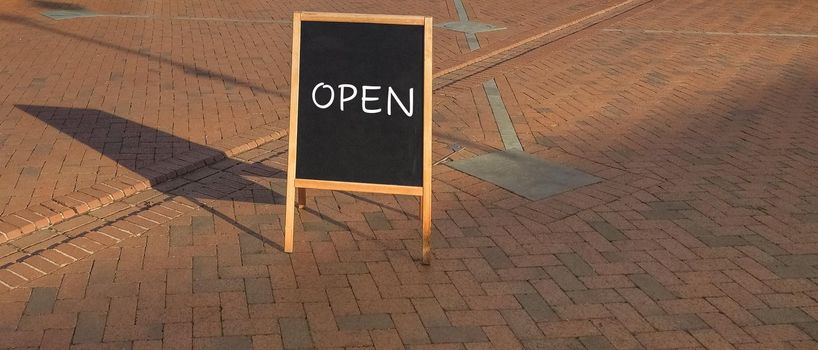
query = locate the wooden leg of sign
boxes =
[297,188,306,208]
[421,193,432,264]
[284,181,296,253]
[422,16,433,264]
[284,11,301,255]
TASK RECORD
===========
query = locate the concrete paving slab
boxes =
[448,150,600,200]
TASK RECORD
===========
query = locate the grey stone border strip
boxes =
[483,79,522,151]
[452,0,481,50]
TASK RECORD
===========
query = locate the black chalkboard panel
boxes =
[295,21,425,187]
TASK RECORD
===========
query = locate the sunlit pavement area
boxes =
[1,0,818,348]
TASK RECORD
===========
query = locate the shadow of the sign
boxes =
[30,0,85,10]
[16,104,286,250]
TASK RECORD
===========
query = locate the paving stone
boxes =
[589,221,627,241]
[567,288,624,304]
[10,229,59,251]
[579,335,616,350]
[646,314,709,331]
[244,278,273,304]
[363,212,392,231]
[640,210,687,220]
[637,330,700,349]
[188,216,213,235]
[479,247,515,269]
[392,313,430,345]
[279,318,313,349]
[73,312,106,344]
[302,220,348,232]
[769,265,818,279]
[336,314,394,331]
[24,287,58,315]
[193,279,244,293]
[778,255,818,266]
[648,201,691,211]
[557,253,595,277]
[0,244,17,258]
[194,336,253,350]
[427,326,488,343]
[795,322,818,340]
[169,225,192,247]
[515,293,559,322]
[699,235,749,248]
[522,338,586,349]
[235,214,277,226]
[745,324,811,342]
[751,308,815,324]
[547,266,586,291]
[238,232,264,255]
[193,256,218,281]
[629,274,676,301]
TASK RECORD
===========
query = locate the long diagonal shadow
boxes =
[30,0,85,10]
[0,15,286,96]
[16,105,294,249]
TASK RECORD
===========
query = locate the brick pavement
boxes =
[1,0,818,349]
[0,0,618,237]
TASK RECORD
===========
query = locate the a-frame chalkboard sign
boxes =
[284,12,434,263]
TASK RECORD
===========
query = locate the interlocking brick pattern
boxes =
[1,0,818,348]
[0,0,615,238]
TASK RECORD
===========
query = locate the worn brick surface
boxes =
[1,0,818,349]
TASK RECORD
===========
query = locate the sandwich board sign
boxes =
[284,12,434,263]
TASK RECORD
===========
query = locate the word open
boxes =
[311,82,414,117]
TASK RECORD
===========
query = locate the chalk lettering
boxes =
[338,84,358,112]
[311,82,334,109]
[310,83,414,117]
[388,87,413,117]
[362,86,382,114]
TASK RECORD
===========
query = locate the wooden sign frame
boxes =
[284,12,434,263]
